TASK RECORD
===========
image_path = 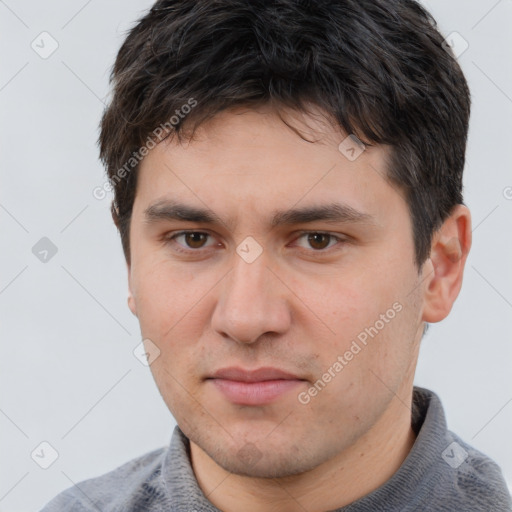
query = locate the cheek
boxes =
[131,263,223,389]
[302,271,397,346]
[306,271,416,390]
[132,260,208,337]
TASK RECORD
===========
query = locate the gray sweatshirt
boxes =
[40,387,512,511]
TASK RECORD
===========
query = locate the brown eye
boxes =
[168,231,216,252]
[307,233,332,250]
[183,232,209,248]
[292,232,345,252]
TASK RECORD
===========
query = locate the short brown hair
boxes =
[99,0,471,267]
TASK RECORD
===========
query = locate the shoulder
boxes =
[39,447,169,512]
[404,387,512,511]
[436,432,512,511]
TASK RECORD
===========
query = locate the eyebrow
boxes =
[144,199,377,230]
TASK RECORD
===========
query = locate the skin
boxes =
[126,105,472,512]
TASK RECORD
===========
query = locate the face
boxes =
[127,106,426,478]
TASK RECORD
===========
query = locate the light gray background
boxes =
[1,1,511,510]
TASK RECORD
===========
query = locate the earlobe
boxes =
[128,289,137,317]
[421,205,472,323]
[127,263,138,317]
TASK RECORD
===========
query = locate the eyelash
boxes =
[164,230,347,255]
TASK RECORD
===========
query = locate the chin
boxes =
[206,441,324,479]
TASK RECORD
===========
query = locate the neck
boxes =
[189,389,417,512]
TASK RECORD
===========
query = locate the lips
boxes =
[207,366,306,406]
[210,366,302,382]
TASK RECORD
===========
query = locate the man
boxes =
[42,0,512,510]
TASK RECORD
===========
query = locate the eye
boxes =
[165,230,346,254]
[293,232,345,251]
[166,231,218,251]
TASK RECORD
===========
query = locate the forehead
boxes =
[133,108,406,228]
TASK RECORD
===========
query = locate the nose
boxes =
[211,252,292,345]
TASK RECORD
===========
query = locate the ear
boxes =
[421,205,472,323]
[111,201,121,229]
[127,261,137,317]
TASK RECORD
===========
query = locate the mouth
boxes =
[206,366,307,406]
